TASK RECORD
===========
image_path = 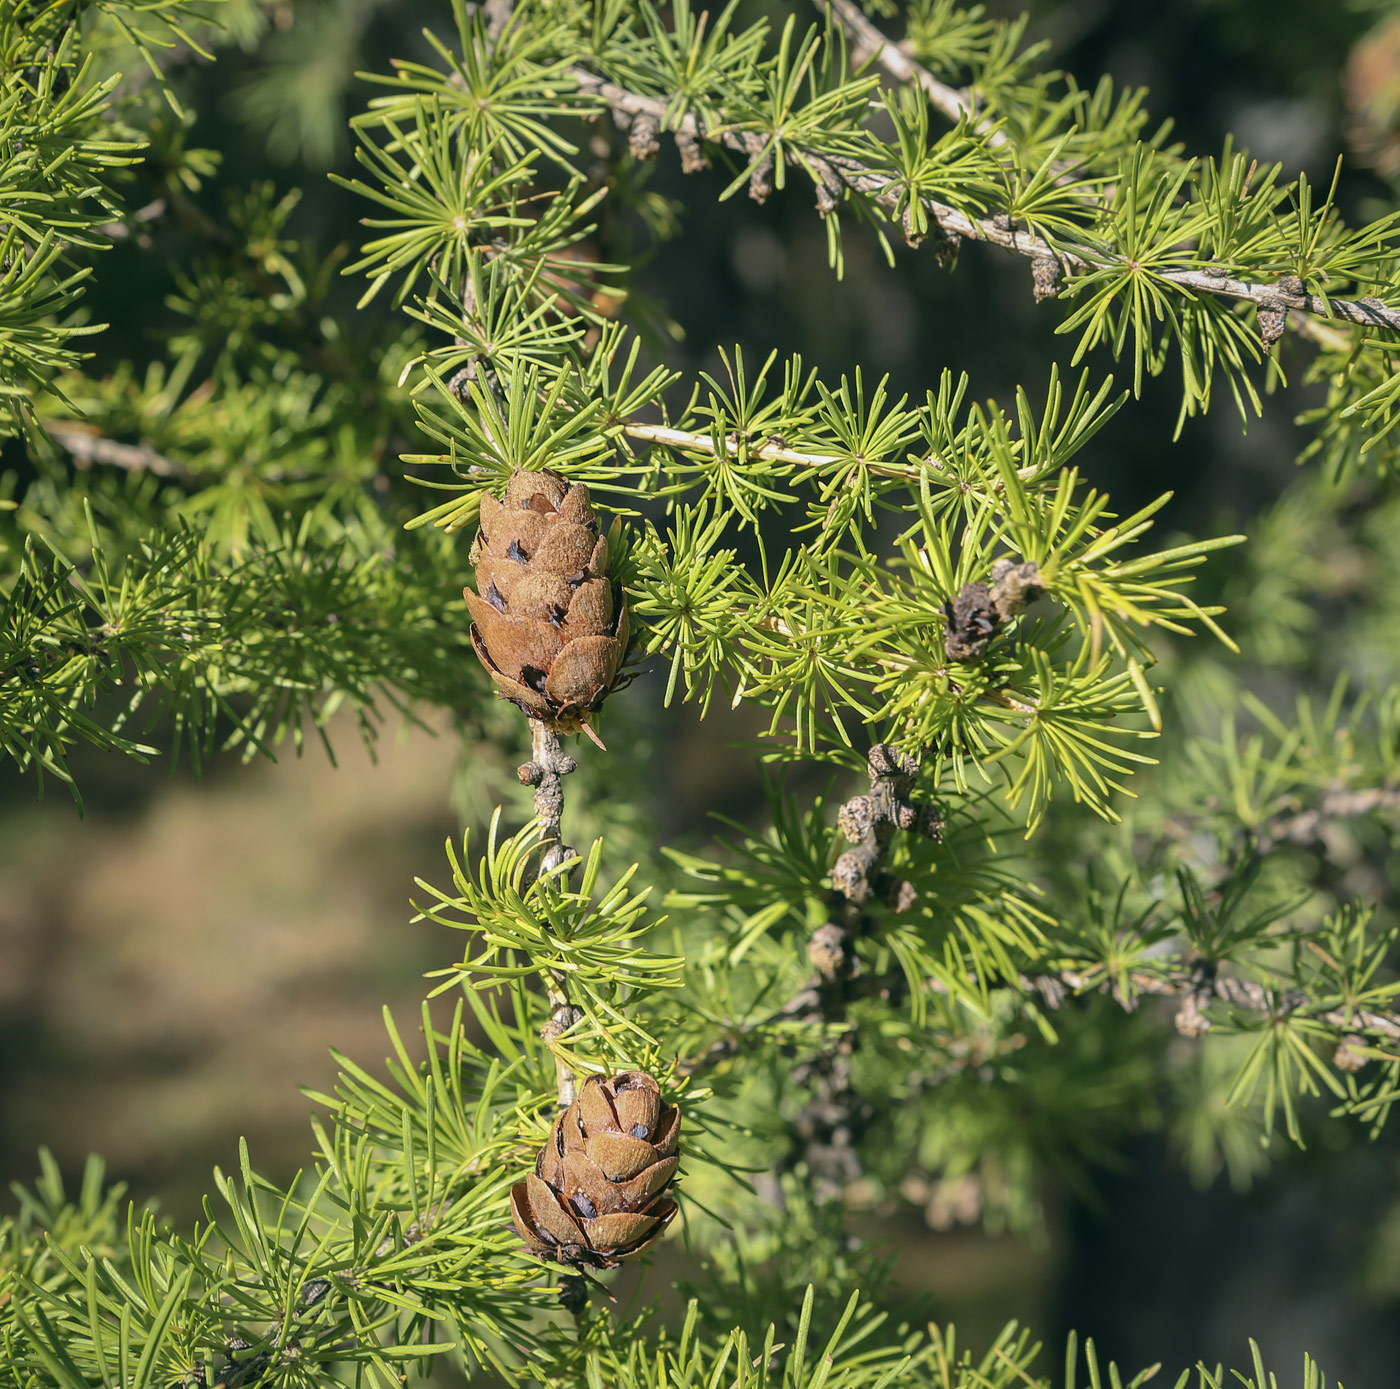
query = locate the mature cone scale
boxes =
[511,1071,681,1270]
[465,470,628,735]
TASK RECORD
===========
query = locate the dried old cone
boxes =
[943,581,999,662]
[511,1071,680,1270]
[465,470,628,741]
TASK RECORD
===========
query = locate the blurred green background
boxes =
[6,0,1400,1382]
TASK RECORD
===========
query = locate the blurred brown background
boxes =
[0,722,455,1214]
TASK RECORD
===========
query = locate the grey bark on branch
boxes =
[517,719,583,1110]
[688,752,1400,1103]
[1013,943,1400,1072]
[43,422,184,478]
[792,746,926,1196]
[816,0,1011,146]
[618,420,1043,483]
[1249,785,1400,855]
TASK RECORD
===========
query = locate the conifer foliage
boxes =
[4,0,1400,1385]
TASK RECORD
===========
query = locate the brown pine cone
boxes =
[464,470,629,740]
[510,1071,680,1270]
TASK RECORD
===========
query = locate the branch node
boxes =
[881,876,918,913]
[831,850,870,903]
[743,134,774,203]
[901,205,925,248]
[1175,963,1217,1037]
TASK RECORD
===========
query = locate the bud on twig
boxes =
[628,113,660,161]
[990,558,1044,621]
[675,128,709,173]
[743,133,774,203]
[1334,1034,1369,1073]
[809,921,848,980]
[1032,255,1064,302]
[1258,299,1287,350]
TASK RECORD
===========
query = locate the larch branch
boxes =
[570,69,1400,339]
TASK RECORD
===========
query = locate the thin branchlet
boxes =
[518,719,583,1109]
[683,746,942,1198]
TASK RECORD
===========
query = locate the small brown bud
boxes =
[628,114,660,161]
[450,357,503,402]
[1334,1034,1370,1073]
[990,559,1044,622]
[540,1006,581,1046]
[911,802,943,841]
[1032,256,1063,303]
[675,129,709,174]
[744,134,774,203]
[929,223,961,270]
[831,850,870,903]
[901,205,925,249]
[886,878,918,914]
[837,795,875,842]
[542,842,576,876]
[867,744,917,784]
[809,922,847,979]
[1258,299,1287,349]
[1174,992,1212,1038]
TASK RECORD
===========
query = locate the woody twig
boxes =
[518,720,583,1109]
